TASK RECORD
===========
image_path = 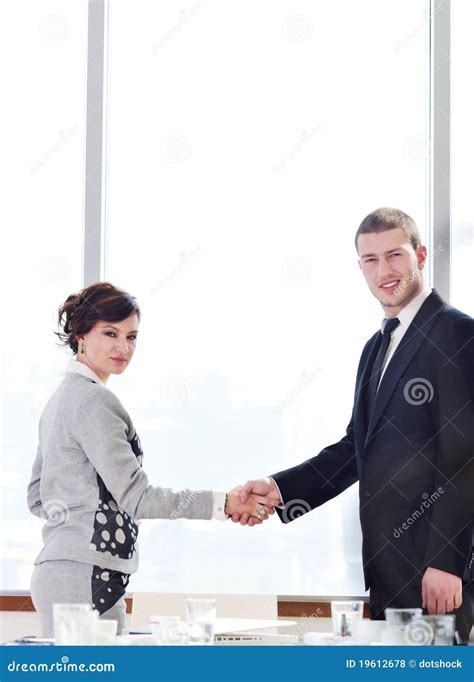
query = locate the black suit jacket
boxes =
[273,290,474,598]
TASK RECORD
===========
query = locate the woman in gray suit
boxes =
[27,281,275,637]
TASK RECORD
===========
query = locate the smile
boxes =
[379,280,400,291]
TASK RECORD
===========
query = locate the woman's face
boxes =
[77,314,139,383]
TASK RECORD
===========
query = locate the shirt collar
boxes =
[65,358,104,385]
[381,282,432,332]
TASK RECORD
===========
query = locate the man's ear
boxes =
[358,259,362,270]
[417,245,428,269]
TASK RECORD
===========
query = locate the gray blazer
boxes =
[27,371,212,574]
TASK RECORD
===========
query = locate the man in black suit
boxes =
[235,208,473,642]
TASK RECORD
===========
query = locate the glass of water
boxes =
[185,598,216,645]
[331,601,364,641]
[53,603,97,645]
[384,608,423,645]
[419,615,455,646]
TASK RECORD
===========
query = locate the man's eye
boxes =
[365,258,376,263]
[390,252,401,257]
[128,335,137,341]
[105,331,116,337]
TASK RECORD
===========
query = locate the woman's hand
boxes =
[225,486,277,524]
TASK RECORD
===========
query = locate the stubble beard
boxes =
[379,270,423,310]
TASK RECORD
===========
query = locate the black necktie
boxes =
[365,317,400,418]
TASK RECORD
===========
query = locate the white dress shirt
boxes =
[66,358,228,520]
[379,283,432,382]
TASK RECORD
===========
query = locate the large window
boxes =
[104,0,428,595]
[9,1,469,596]
[451,0,474,314]
[1,0,87,589]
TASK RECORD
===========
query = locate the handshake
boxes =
[224,477,282,526]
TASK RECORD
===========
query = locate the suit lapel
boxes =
[365,290,446,445]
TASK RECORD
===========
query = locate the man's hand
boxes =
[230,478,282,526]
[422,566,462,614]
[225,485,278,524]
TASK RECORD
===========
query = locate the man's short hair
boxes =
[355,207,421,253]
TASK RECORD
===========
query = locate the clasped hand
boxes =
[225,478,282,525]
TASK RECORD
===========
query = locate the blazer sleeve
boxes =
[75,388,213,521]
[27,445,45,518]
[272,410,359,523]
[422,315,474,578]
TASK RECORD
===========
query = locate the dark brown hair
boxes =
[56,282,141,354]
[355,207,421,253]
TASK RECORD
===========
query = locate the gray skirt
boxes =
[31,559,128,638]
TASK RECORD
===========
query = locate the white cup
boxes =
[53,604,98,645]
[150,615,189,645]
[92,619,118,645]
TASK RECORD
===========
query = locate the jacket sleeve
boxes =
[75,388,213,521]
[27,445,45,518]
[272,410,359,523]
[422,316,474,578]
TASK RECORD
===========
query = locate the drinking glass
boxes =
[331,601,364,640]
[384,608,423,645]
[53,603,97,645]
[403,614,455,646]
[185,598,216,645]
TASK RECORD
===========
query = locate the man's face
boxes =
[357,227,427,314]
